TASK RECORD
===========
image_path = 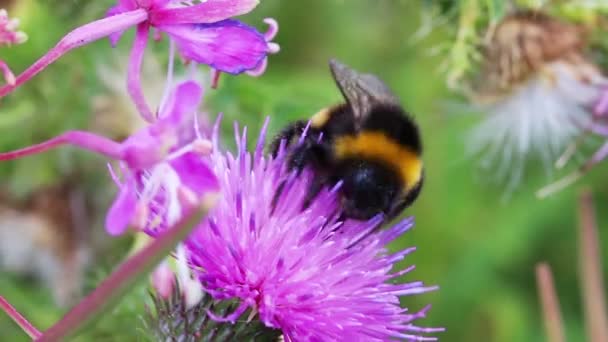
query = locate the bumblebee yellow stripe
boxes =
[310,107,332,128]
[334,132,422,190]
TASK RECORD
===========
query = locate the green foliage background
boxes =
[1,0,608,341]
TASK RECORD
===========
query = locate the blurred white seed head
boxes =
[466,10,608,191]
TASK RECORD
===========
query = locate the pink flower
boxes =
[0,1,278,122]
[106,0,278,120]
[0,8,27,86]
[0,80,219,235]
[0,9,26,46]
[176,119,443,341]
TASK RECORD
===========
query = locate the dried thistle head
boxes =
[477,10,592,99]
[466,10,608,193]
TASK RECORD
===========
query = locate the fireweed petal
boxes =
[0,9,27,45]
[106,0,139,46]
[0,80,218,235]
[0,9,27,86]
[149,0,260,25]
[114,1,274,120]
[0,0,274,119]
[106,177,139,235]
[170,118,442,341]
[0,9,148,98]
[108,81,219,234]
[160,20,270,74]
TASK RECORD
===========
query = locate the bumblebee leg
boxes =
[385,200,407,222]
[271,133,320,214]
[385,177,424,221]
[292,142,332,209]
[287,141,331,173]
[272,141,332,213]
[269,120,308,157]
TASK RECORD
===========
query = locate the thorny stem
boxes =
[0,9,148,98]
[535,263,565,342]
[0,295,42,339]
[577,190,608,342]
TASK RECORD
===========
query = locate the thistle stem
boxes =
[38,197,215,341]
[577,190,608,342]
[0,295,42,339]
[535,263,565,342]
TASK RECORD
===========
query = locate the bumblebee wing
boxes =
[329,59,400,125]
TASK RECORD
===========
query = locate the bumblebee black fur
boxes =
[270,59,424,221]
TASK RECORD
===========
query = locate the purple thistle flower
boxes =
[0,80,219,236]
[0,0,278,122]
[175,118,443,341]
[0,8,27,86]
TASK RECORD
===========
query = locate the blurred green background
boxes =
[1,0,608,341]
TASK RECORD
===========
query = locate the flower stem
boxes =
[577,190,608,342]
[38,195,217,341]
[0,9,148,98]
[0,295,42,339]
[0,60,15,85]
[158,39,176,115]
[535,263,565,342]
[0,131,123,162]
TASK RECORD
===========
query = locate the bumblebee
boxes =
[270,59,424,221]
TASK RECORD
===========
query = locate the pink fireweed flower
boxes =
[0,8,27,86]
[173,119,443,341]
[0,9,26,46]
[0,80,219,235]
[0,0,278,122]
